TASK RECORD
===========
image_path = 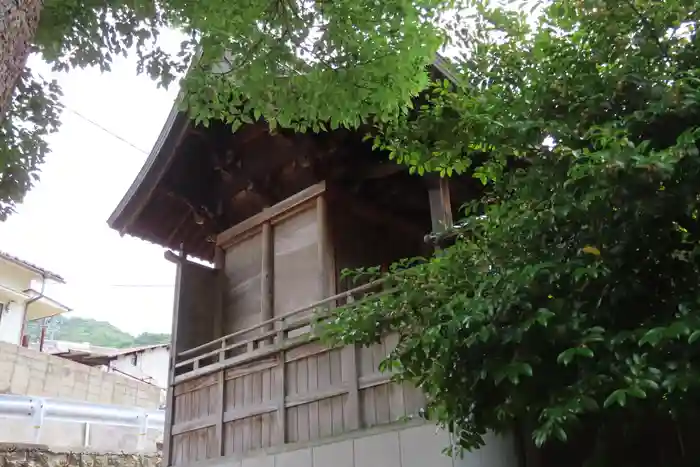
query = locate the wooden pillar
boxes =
[316,194,335,303]
[213,246,226,340]
[261,222,273,331]
[162,244,186,467]
[427,177,453,233]
[274,324,286,444]
[216,369,225,456]
[214,244,228,455]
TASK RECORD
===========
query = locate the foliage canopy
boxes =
[27,316,170,348]
[2,0,449,216]
[320,0,700,465]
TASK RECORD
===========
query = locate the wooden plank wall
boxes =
[175,262,222,354]
[169,337,425,466]
[273,205,320,337]
[221,189,322,344]
[224,232,263,340]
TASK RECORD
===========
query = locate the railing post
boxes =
[83,422,91,448]
[274,320,286,444]
[341,344,360,430]
[137,411,148,451]
[31,397,44,444]
[342,294,360,430]
[216,369,225,456]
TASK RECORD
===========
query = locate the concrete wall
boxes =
[0,341,161,408]
[0,419,162,453]
[207,422,518,467]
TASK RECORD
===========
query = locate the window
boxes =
[131,354,138,366]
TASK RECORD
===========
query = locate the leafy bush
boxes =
[323,1,700,465]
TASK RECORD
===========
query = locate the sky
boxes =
[0,31,188,336]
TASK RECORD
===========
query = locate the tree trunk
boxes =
[0,0,43,123]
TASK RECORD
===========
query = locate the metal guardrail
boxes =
[0,394,165,449]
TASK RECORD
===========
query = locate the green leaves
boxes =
[319,0,700,464]
[0,68,62,219]
[167,0,449,131]
[557,346,595,366]
[603,389,628,408]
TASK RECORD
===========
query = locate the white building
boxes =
[107,344,169,391]
[0,250,70,345]
[49,341,170,405]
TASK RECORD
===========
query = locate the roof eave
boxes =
[107,55,459,242]
[0,253,66,284]
[107,100,190,234]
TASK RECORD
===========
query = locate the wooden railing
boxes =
[173,280,388,383]
[168,281,424,466]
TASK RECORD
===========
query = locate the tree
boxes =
[0,0,42,121]
[317,1,700,466]
[26,316,170,348]
[0,0,448,218]
[9,0,700,463]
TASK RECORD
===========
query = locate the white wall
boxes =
[0,260,36,292]
[0,301,25,345]
[0,258,68,343]
[110,346,169,389]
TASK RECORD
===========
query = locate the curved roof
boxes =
[107,55,460,258]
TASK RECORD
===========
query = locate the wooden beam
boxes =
[261,222,273,334]
[358,163,405,181]
[164,250,216,270]
[427,176,453,233]
[217,181,327,249]
[165,210,192,247]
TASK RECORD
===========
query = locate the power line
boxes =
[65,107,150,155]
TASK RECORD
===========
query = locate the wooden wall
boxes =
[217,184,326,344]
[168,182,430,467]
[169,336,425,466]
[175,262,221,354]
[273,206,321,318]
[223,233,263,339]
[273,205,321,337]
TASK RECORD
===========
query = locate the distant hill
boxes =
[26,316,170,348]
